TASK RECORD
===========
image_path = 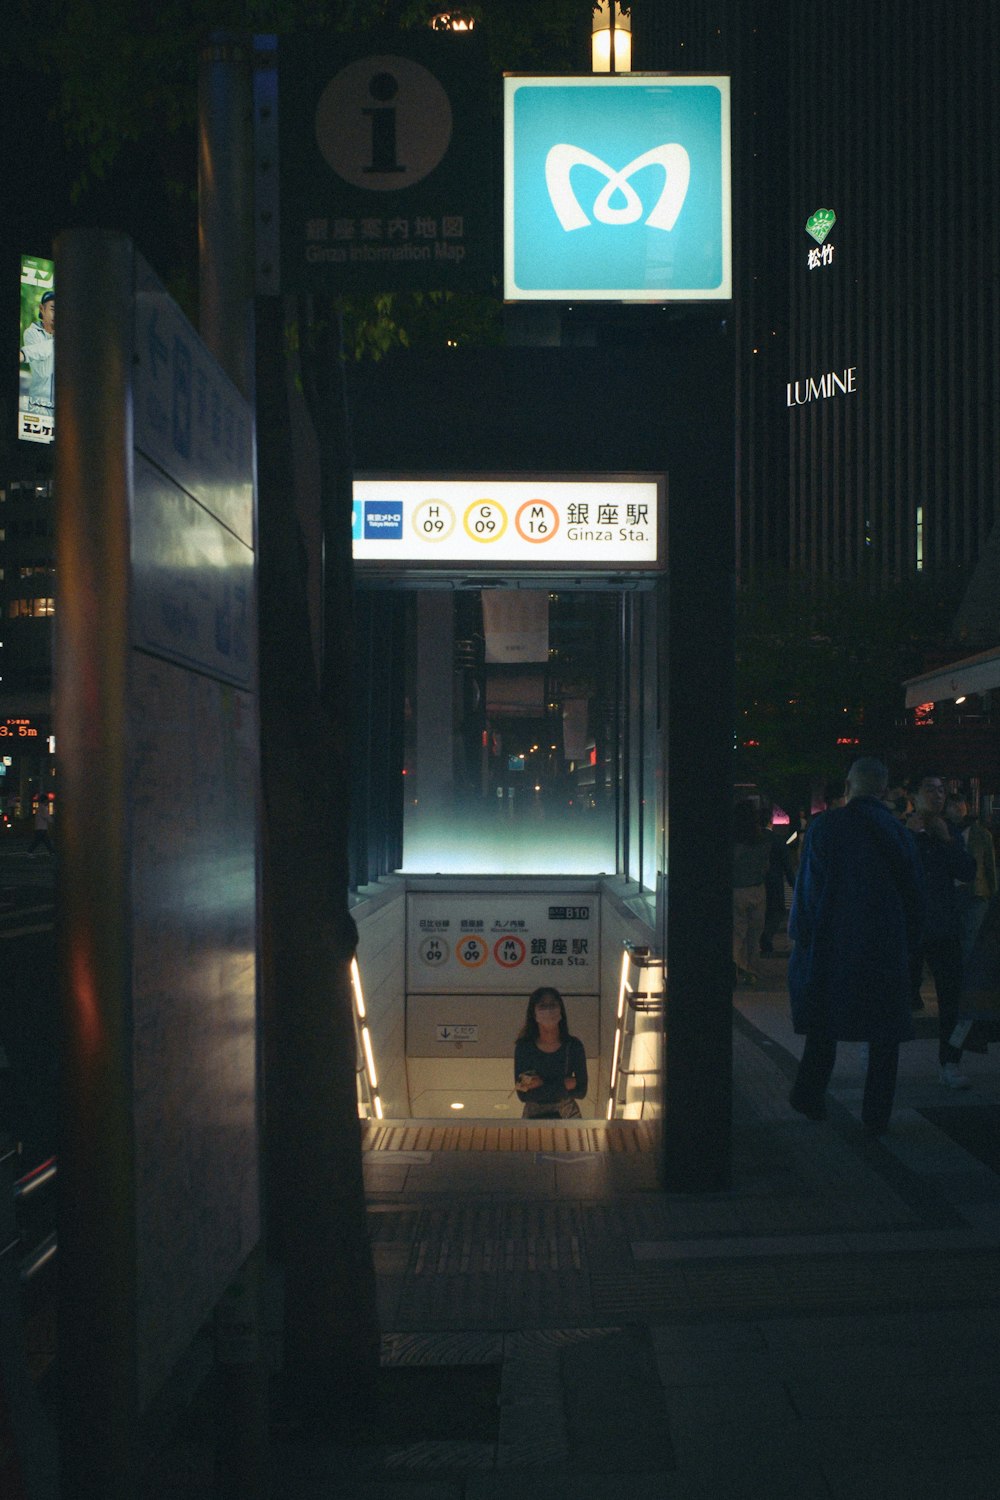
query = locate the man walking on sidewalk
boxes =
[908,773,978,1088]
[787,758,926,1136]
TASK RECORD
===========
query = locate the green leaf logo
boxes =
[806,209,837,245]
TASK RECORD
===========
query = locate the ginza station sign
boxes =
[352,476,663,574]
[504,74,732,302]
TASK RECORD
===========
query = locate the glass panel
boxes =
[402,588,621,875]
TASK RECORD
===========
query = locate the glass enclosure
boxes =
[397,586,660,886]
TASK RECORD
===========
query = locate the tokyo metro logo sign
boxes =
[504,75,731,302]
[545,144,690,232]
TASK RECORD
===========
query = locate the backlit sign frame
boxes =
[352,473,665,578]
[504,74,731,303]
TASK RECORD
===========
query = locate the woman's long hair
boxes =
[517,986,569,1042]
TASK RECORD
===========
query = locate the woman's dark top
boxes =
[514,1035,588,1105]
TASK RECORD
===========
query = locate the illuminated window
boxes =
[915,505,924,571]
[8,598,55,618]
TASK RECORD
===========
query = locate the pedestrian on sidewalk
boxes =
[28,796,54,855]
[787,758,925,1136]
[732,799,769,985]
[907,773,977,1088]
[760,805,796,955]
[944,793,997,964]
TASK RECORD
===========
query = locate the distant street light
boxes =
[429,10,475,30]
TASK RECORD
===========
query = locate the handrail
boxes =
[14,1156,56,1199]
[20,1230,57,1283]
[7,1154,58,1279]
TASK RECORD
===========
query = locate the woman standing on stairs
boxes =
[514,987,588,1119]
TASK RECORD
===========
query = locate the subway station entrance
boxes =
[344,330,736,1189]
[348,478,666,1125]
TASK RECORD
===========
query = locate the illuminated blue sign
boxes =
[504,75,731,302]
[364,501,403,539]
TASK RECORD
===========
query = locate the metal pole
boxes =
[199,31,256,403]
[197,32,268,1500]
[55,227,138,1500]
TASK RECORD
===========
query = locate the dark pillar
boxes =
[660,333,735,1191]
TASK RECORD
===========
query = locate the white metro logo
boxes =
[544,143,691,232]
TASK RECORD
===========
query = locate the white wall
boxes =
[351,879,408,1117]
[351,875,658,1121]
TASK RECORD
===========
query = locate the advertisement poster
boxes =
[19,254,55,444]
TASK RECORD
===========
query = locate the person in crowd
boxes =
[884,785,913,822]
[787,757,925,1136]
[822,779,847,812]
[907,773,977,1087]
[732,799,770,985]
[514,987,588,1119]
[944,793,997,964]
[760,806,796,955]
[28,796,54,855]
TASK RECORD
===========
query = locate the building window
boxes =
[8,598,55,618]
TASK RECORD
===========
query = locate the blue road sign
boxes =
[504,75,731,302]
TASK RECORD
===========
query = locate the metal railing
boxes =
[5,1153,58,1282]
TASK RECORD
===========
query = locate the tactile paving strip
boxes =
[362,1120,656,1153]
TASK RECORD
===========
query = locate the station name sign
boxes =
[352,475,662,571]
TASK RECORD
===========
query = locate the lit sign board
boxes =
[278,32,492,292]
[352,476,662,572]
[1,718,42,739]
[805,207,837,270]
[18,255,55,444]
[504,74,731,302]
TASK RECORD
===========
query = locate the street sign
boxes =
[435,1024,479,1042]
[504,74,731,302]
[352,474,663,573]
[278,32,492,292]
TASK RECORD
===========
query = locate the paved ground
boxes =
[5,859,997,1498]
[139,946,1000,1499]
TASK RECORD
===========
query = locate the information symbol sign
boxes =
[315,54,453,191]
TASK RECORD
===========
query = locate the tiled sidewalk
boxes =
[148,950,1000,1498]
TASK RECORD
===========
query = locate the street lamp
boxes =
[592,2,632,73]
[429,10,475,29]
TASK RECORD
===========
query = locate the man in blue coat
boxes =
[788,758,925,1136]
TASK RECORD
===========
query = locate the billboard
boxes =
[352,474,663,574]
[504,74,731,302]
[19,254,55,443]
